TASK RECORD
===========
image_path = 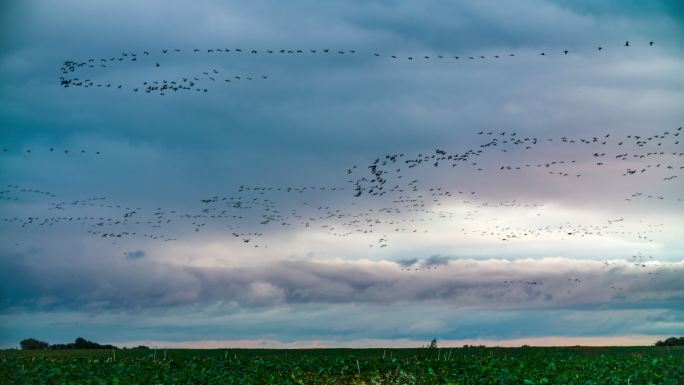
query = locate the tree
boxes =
[20,338,49,350]
[655,337,684,346]
[421,338,439,358]
[73,337,98,349]
[70,337,118,349]
[51,337,118,350]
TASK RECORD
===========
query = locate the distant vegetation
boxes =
[20,337,118,350]
[655,337,684,346]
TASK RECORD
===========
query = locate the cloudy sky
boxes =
[1,0,683,348]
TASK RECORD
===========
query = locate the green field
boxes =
[2,346,683,384]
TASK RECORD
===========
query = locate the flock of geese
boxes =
[2,125,678,295]
[57,41,656,95]
[350,126,682,197]
[1,147,102,155]
[3,125,680,255]
[2,40,679,297]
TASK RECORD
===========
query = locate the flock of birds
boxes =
[57,40,656,95]
[350,127,683,197]
[3,123,679,296]
[2,40,679,299]
[3,125,680,258]
[1,146,102,155]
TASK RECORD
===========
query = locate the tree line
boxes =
[654,337,684,346]
[19,337,149,350]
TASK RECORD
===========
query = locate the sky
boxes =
[1,0,683,348]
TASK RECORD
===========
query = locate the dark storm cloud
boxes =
[1,304,676,348]
[2,253,682,311]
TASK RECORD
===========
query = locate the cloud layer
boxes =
[3,254,682,311]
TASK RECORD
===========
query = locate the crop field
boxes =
[2,346,683,385]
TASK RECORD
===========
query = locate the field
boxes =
[1,346,683,384]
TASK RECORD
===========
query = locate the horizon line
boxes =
[47,335,670,350]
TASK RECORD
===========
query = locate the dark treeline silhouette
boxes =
[19,338,49,350]
[20,337,118,350]
[655,337,684,346]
